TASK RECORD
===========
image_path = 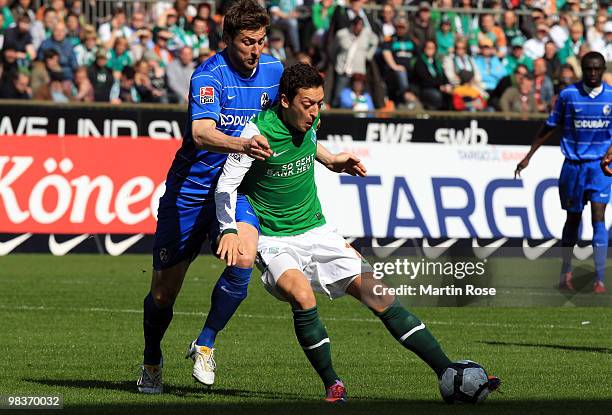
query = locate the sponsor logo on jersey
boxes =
[199,87,215,104]
[573,119,610,129]
[261,92,270,109]
[220,113,255,127]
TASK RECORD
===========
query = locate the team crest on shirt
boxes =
[260,92,270,109]
[199,87,215,104]
[604,104,611,116]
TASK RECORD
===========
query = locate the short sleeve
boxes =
[190,70,222,122]
[546,90,565,127]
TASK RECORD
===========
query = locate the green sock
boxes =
[293,307,339,388]
[374,299,451,376]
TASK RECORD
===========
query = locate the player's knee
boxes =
[220,266,252,300]
[235,252,256,268]
[151,288,176,308]
[289,289,317,309]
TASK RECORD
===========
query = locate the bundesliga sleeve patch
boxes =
[199,87,215,104]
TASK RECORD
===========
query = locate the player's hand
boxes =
[601,150,612,177]
[244,135,272,160]
[328,152,367,177]
[216,233,244,266]
[514,157,530,179]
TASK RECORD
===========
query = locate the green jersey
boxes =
[215,107,325,236]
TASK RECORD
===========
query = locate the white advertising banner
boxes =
[316,142,611,240]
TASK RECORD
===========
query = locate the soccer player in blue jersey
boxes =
[137,0,281,393]
[515,51,610,294]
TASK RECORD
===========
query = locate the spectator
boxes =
[477,13,507,58]
[37,22,77,80]
[543,40,561,82]
[339,73,374,111]
[381,15,416,100]
[173,0,193,31]
[566,42,590,79]
[65,13,81,46]
[70,66,93,102]
[558,21,585,64]
[88,48,114,102]
[555,63,578,94]
[187,17,210,60]
[378,2,395,42]
[151,29,174,69]
[270,29,296,66]
[48,0,67,22]
[409,1,435,49]
[587,15,607,54]
[269,0,301,53]
[195,2,220,51]
[131,28,154,62]
[549,13,572,49]
[30,48,62,96]
[163,8,190,52]
[98,7,133,50]
[0,13,5,50]
[30,8,57,51]
[2,13,35,69]
[127,12,148,47]
[451,69,487,112]
[134,60,164,103]
[442,38,484,93]
[501,10,522,46]
[455,0,478,49]
[329,0,376,35]
[473,37,506,95]
[500,72,537,113]
[0,71,30,99]
[604,22,612,63]
[11,0,36,23]
[106,36,133,76]
[523,23,550,60]
[110,65,139,104]
[73,26,98,67]
[436,17,455,57]
[166,47,194,104]
[532,58,553,112]
[412,39,452,110]
[0,0,14,30]
[431,0,458,33]
[331,16,378,107]
[503,37,533,74]
[47,70,71,102]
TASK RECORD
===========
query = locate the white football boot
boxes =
[186,340,216,386]
[137,359,163,394]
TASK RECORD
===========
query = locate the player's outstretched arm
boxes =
[515,124,556,178]
[601,143,612,176]
[316,142,367,177]
[192,119,273,160]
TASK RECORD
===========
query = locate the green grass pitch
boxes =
[0,254,611,414]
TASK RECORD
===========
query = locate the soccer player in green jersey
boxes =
[214,63,495,402]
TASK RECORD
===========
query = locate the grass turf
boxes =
[0,254,610,414]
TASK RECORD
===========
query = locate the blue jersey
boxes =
[546,82,612,161]
[165,51,283,201]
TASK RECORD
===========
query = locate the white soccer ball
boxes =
[438,360,493,404]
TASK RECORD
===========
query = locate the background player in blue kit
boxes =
[137,0,282,393]
[515,51,611,295]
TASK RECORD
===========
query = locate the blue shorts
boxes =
[559,159,612,213]
[152,192,259,270]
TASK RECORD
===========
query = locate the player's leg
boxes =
[590,202,607,292]
[189,196,259,385]
[274,266,345,402]
[346,275,452,377]
[558,160,584,289]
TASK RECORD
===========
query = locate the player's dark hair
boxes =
[223,0,270,41]
[279,63,324,103]
[581,51,605,68]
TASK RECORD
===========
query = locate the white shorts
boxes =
[256,224,373,301]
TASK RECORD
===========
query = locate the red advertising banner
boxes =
[0,135,181,234]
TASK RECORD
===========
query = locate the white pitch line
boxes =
[0,304,608,331]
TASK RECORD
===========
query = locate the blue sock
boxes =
[592,221,607,283]
[143,292,173,365]
[561,219,580,276]
[197,266,251,348]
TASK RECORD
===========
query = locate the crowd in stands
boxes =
[0,0,611,113]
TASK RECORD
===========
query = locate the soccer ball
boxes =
[438,360,495,404]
